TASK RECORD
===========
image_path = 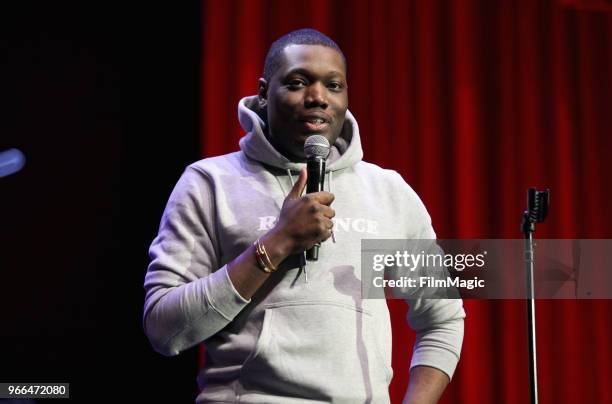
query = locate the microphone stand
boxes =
[520,188,550,404]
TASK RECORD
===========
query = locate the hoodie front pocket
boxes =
[239,301,392,402]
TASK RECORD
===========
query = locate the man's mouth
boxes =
[305,118,325,124]
[300,117,330,132]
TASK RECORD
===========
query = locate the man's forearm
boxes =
[403,365,450,404]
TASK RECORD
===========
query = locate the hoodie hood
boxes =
[238,95,363,172]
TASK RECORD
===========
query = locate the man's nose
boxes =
[304,83,328,108]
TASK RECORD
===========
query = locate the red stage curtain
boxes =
[200,1,612,402]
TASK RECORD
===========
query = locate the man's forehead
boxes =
[277,44,346,77]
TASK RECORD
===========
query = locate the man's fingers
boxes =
[320,205,335,219]
[287,167,307,199]
[310,191,335,206]
[320,219,334,241]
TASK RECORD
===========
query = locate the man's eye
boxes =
[328,82,343,91]
[287,79,306,88]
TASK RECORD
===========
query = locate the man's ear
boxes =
[258,78,268,108]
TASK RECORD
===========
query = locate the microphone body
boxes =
[522,188,550,234]
[303,135,331,261]
[306,156,326,261]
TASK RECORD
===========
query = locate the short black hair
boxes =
[262,28,346,82]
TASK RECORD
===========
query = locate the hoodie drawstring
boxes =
[286,169,295,187]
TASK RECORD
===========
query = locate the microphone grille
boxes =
[304,135,330,159]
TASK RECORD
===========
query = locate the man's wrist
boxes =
[260,228,293,266]
[253,238,278,273]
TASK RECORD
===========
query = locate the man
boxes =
[143,28,465,403]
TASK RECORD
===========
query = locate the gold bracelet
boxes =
[254,238,277,273]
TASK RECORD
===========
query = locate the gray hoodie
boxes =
[143,96,465,403]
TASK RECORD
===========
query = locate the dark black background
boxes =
[1,2,202,402]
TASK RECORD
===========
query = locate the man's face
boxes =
[259,44,348,162]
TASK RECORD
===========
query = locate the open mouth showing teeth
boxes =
[305,118,325,124]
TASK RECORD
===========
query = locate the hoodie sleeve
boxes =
[143,166,250,357]
[392,171,466,380]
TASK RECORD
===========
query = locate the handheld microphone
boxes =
[304,135,330,261]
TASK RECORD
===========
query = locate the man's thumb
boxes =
[288,167,307,199]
